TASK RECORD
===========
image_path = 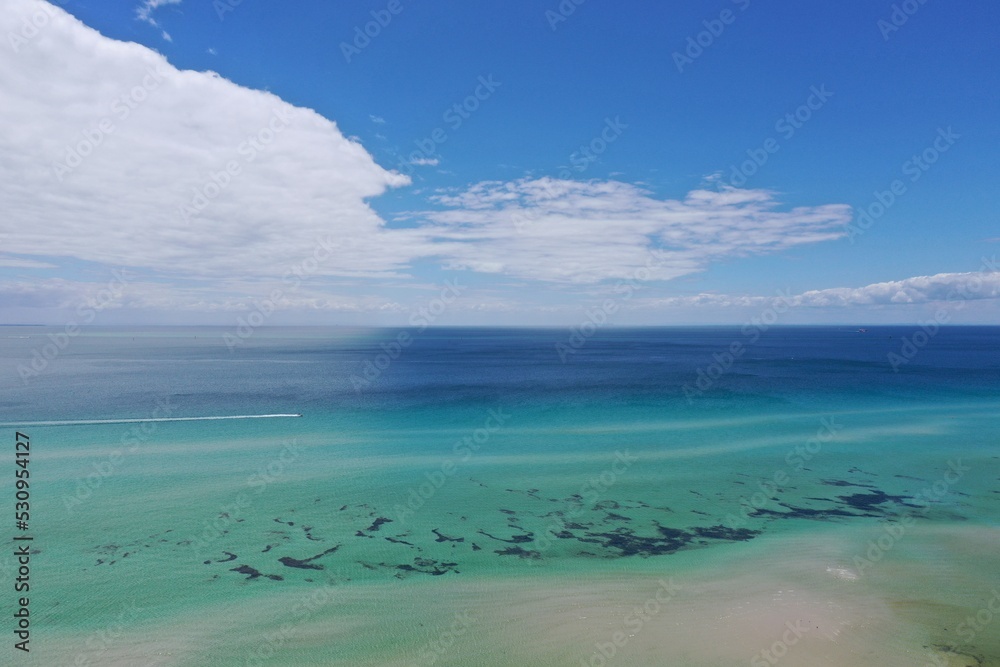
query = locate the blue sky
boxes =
[1,0,998,325]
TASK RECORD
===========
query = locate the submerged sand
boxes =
[28,524,999,666]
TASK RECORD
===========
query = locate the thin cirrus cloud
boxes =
[1,0,876,321]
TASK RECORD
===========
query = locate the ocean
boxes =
[1,326,997,666]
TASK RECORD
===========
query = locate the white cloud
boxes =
[0,257,56,269]
[0,0,419,282]
[410,157,440,166]
[637,268,1000,310]
[135,0,181,27]
[790,270,1000,307]
[0,0,861,321]
[421,178,852,283]
[369,114,386,124]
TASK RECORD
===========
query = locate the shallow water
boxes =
[1,326,997,665]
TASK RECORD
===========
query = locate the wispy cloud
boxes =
[0,0,867,323]
[411,157,440,166]
[0,257,56,269]
[421,178,851,283]
[369,114,386,124]
[637,270,1000,309]
[135,0,182,27]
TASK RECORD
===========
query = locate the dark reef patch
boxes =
[432,529,465,543]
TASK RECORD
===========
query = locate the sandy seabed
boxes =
[28,524,999,667]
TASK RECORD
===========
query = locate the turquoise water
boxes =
[1,326,998,665]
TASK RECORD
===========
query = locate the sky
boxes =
[0,0,998,326]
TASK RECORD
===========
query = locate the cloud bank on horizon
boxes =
[0,0,996,325]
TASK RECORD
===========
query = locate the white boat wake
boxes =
[1,414,302,427]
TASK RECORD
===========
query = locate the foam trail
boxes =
[1,414,302,427]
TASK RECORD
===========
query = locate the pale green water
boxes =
[1,326,998,665]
